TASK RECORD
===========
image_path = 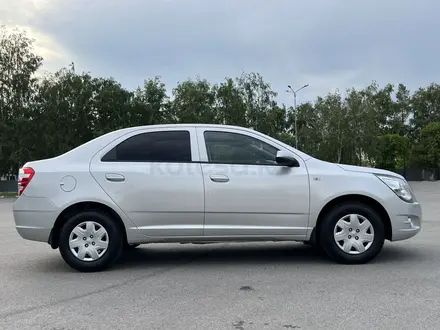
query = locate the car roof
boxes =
[122,123,253,131]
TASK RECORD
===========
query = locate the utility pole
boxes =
[286,84,309,149]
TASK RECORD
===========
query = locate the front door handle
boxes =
[209,174,229,183]
[105,173,125,182]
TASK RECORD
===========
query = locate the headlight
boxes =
[376,175,415,203]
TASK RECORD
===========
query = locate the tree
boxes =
[411,122,440,169]
[294,102,320,156]
[0,26,42,174]
[31,65,98,157]
[410,84,440,139]
[170,77,216,123]
[375,134,410,170]
[30,64,136,159]
[355,82,394,165]
[91,75,136,135]
[214,77,247,127]
[312,92,346,163]
[236,72,282,135]
[131,76,171,126]
[388,83,411,136]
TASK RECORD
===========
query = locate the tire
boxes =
[318,202,385,264]
[59,210,124,272]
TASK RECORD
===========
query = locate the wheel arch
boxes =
[313,194,392,242]
[48,201,128,249]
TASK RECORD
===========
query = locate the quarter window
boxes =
[102,130,192,162]
[204,131,279,165]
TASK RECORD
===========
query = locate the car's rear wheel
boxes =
[59,211,124,272]
[318,203,385,264]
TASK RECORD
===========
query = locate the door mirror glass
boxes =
[276,151,300,167]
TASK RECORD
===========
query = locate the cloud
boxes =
[0,0,69,73]
[2,0,440,105]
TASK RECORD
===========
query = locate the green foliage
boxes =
[410,84,440,138]
[131,76,170,126]
[170,77,216,124]
[1,26,440,175]
[213,77,247,127]
[411,122,440,168]
[376,134,409,170]
[0,25,43,174]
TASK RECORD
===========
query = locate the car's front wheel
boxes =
[59,211,124,272]
[318,203,385,264]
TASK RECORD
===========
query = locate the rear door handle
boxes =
[209,174,229,183]
[105,173,125,182]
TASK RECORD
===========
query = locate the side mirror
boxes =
[276,150,300,167]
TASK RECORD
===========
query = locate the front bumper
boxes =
[390,201,422,241]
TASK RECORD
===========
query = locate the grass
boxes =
[0,192,18,198]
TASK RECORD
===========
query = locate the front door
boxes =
[196,127,310,239]
[90,127,204,237]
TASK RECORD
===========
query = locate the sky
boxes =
[1,0,440,106]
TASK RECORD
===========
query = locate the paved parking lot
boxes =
[1,182,440,330]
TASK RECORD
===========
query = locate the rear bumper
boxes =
[13,196,58,243]
[390,201,422,241]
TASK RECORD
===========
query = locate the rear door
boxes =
[90,126,204,237]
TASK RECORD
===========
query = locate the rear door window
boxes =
[102,130,192,162]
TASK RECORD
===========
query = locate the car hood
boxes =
[337,163,404,179]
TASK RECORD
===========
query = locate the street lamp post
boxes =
[286,84,309,149]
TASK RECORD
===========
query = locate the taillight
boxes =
[18,167,35,196]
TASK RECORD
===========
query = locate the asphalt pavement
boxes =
[1,182,440,330]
